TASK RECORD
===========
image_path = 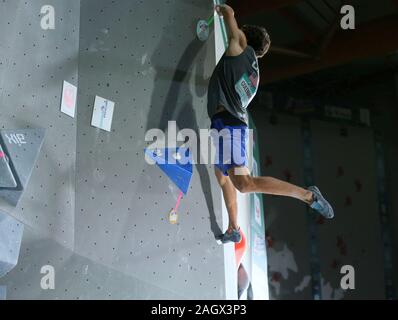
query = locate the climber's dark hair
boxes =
[241,25,271,58]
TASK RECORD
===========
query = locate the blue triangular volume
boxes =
[0,128,46,206]
[145,147,193,194]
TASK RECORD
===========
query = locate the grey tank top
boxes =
[207,45,259,125]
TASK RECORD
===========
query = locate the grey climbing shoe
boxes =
[219,228,242,244]
[308,186,334,219]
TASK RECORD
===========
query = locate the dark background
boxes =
[230,0,398,299]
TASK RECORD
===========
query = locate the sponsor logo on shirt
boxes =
[235,68,259,109]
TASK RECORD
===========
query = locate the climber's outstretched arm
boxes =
[215,4,246,57]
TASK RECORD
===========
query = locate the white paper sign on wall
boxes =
[60,81,77,118]
[91,96,115,132]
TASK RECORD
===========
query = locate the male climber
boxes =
[208,4,334,244]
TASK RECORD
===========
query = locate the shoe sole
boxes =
[309,186,334,219]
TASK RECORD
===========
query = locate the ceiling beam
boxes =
[260,14,398,85]
[229,0,304,18]
[317,15,340,56]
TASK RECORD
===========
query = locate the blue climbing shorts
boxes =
[210,111,249,176]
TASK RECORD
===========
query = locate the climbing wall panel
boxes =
[0,0,80,249]
[311,120,384,299]
[74,0,226,298]
[1,0,232,299]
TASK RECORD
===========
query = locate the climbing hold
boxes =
[344,196,352,207]
[168,208,178,224]
[0,144,17,189]
[354,179,362,192]
[0,210,24,277]
[265,155,273,168]
[235,230,247,268]
[196,20,210,41]
[145,147,193,195]
[0,129,46,206]
[283,169,292,182]
[145,147,192,223]
[340,127,348,137]
[196,15,214,41]
[337,165,344,177]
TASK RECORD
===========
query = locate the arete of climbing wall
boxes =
[1,0,230,299]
